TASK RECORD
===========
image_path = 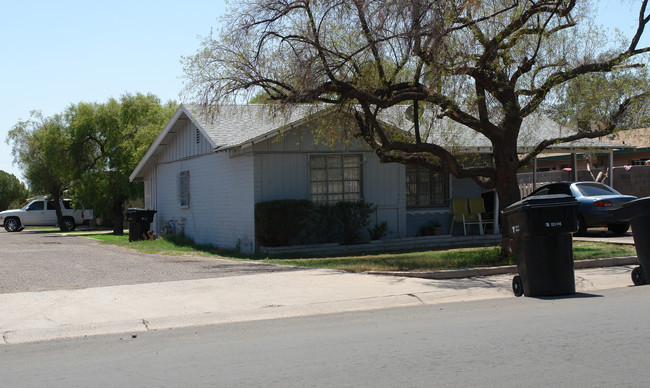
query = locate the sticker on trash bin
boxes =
[511,225,520,234]
[546,221,562,228]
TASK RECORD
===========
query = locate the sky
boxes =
[0,0,647,181]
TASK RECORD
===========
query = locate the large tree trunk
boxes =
[53,197,69,232]
[112,200,124,235]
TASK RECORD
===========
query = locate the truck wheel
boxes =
[4,217,22,232]
[64,217,77,231]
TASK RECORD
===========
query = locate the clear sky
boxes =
[0,0,647,181]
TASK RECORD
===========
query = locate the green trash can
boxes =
[612,197,650,285]
[502,194,579,297]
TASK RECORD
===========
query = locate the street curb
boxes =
[367,256,639,280]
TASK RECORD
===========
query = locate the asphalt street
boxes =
[2,286,649,387]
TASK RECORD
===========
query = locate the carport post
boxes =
[572,152,578,181]
[533,156,537,190]
[609,150,614,187]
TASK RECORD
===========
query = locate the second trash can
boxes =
[502,194,579,297]
[126,208,157,242]
[612,197,650,285]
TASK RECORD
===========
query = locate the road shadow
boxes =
[528,292,603,300]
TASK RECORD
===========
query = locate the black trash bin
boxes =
[126,208,157,242]
[612,197,650,285]
[502,194,579,297]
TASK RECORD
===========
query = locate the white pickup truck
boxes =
[0,199,94,232]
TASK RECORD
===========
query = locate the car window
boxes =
[532,187,551,196]
[575,183,616,196]
[63,200,73,210]
[47,201,56,210]
[28,201,44,211]
[531,184,571,196]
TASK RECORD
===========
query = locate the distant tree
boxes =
[67,93,176,234]
[0,170,29,210]
[549,65,650,131]
[7,112,75,231]
[183,0,650,211]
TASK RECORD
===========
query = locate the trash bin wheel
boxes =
[632,266,646,286]
[512,275,524,297]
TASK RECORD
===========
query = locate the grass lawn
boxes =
[85,233,637,273]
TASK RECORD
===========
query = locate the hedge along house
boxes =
[129,104,494,254]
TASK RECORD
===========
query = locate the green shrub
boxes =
[255,200,314,246]
[255,199,378,246]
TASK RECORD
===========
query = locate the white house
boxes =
[129,104,490,253]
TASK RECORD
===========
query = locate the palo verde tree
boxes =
[183,0,650,212]
[67,93,176,235]
[7,112,76,231]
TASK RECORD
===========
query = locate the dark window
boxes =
[576,183,617,196]
[179,171,190,207]
[310,155,361,203]
[47,201,56,210]
[406,165,448,208]
[28,201,44,211]
[532,184,571,196]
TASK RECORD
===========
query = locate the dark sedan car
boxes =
[527,181,637,235]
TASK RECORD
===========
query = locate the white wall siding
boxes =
[451,176,483,199]
[158,119,213,164]
[362,155,405,238]
[257,153,310,202]
[154,152,256,253]
[252,126,406,239]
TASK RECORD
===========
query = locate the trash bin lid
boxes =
[613,196,650,222]
[502,194,578,217]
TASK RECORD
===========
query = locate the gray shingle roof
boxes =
[131,103,633,182]
[184,104,324,150]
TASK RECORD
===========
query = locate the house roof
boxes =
[130,103,634,181]
[184,104,324,150]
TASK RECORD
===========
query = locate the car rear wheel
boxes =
[575,215,587,235]
[608,223,629,236]
[4,217,22,232]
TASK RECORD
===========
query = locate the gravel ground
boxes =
[0,231,301,294]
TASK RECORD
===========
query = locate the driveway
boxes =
[0,231,301,294]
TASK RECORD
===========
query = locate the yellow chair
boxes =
[450,198,484,235]
[469,197,492,234]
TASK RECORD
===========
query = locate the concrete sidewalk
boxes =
[0,264,636,345]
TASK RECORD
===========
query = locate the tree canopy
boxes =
[0,171,29,211]
[182,0,650,208]
[7,112,76,230]
[6,93,176,234]
[68,93,176,234]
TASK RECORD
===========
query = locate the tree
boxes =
[67,93,176,235]
[7,112,76,231]
[182,0,650,211]
[0,171,29,210]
